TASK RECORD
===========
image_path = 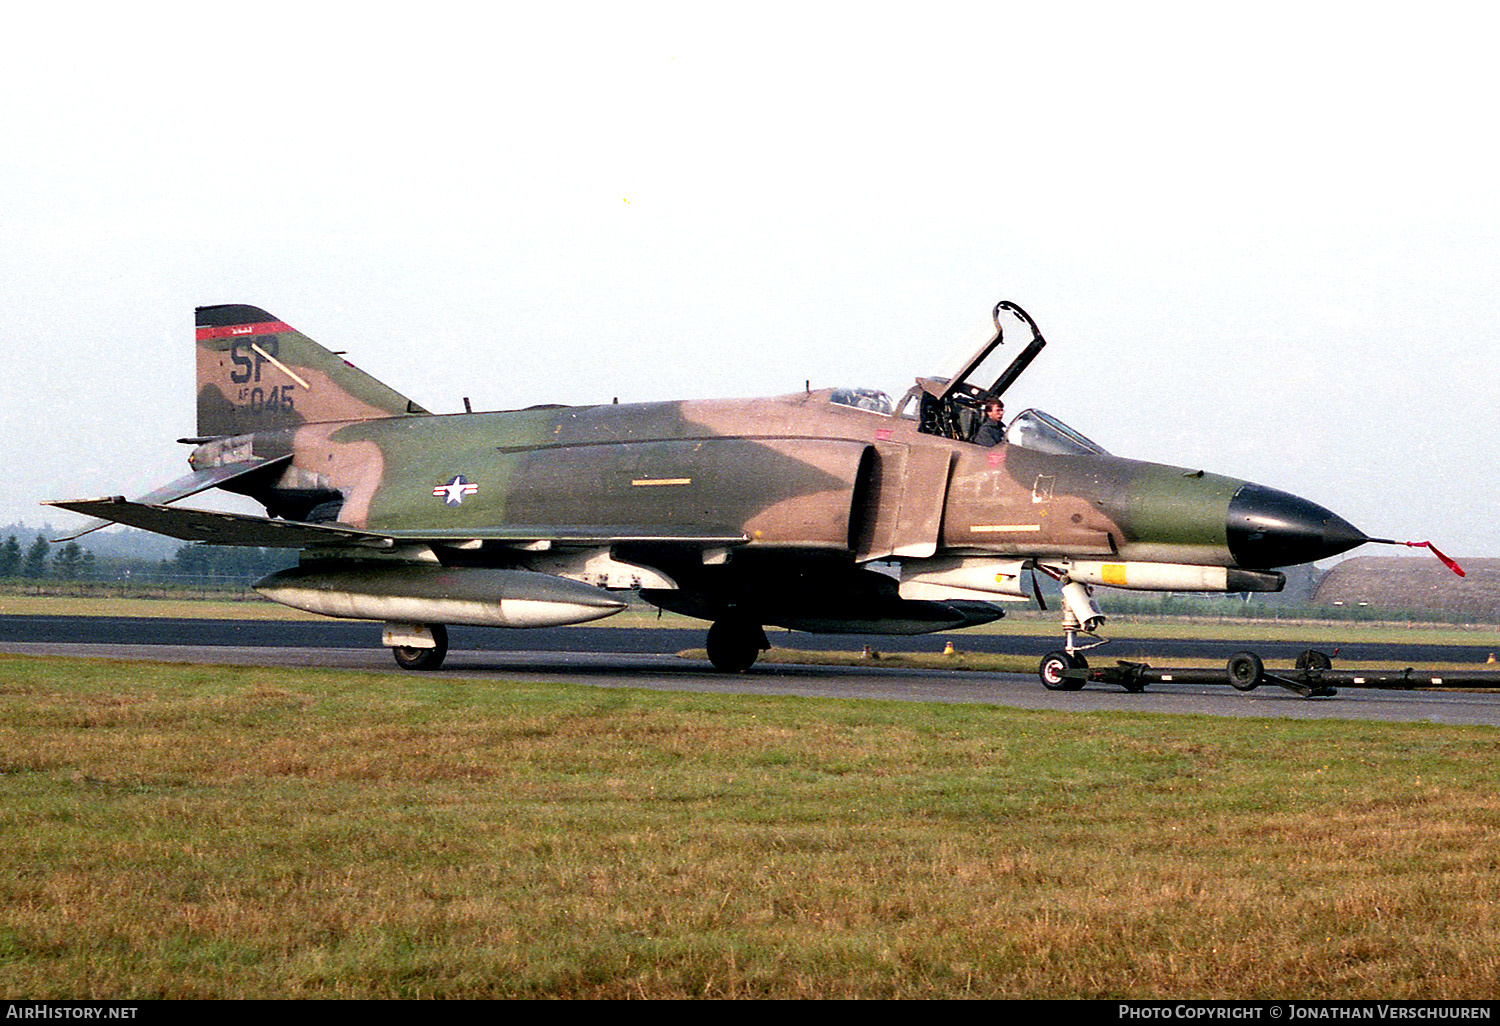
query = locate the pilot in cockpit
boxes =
[974,399,1006,446]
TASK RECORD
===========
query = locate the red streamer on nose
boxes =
[1366,538,1466,576]
[1406,541,1466,577]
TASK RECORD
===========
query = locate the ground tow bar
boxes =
[1037,649,1500,700]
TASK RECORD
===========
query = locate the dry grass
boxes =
[2,654,1499,998]
[0,593,322,620]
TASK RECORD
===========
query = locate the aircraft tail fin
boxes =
[195,304,429,437]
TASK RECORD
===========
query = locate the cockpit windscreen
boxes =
[829,387,894,415]
[1005,409,1108,455]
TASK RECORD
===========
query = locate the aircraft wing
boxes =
[44,498,387,548]
[50,455,293,542]
[45,497,749,551]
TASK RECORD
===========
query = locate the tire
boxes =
[1226,650,1263,691]
[392,623,448,671]
[706,620,764,673]
[1039,650,1086,691]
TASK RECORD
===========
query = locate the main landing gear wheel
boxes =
[1039,650,1087,691]
[392,623,449,671]
[706,619,767,673]
[1227,650,1263,691]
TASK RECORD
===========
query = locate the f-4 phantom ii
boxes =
[49,301,1459,684]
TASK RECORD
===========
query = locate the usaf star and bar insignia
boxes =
[433,475,479,506]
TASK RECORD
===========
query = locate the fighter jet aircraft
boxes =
[48,300,1455,682]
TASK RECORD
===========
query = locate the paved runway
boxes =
[4,615,1500,726]
[1,614,1494,663]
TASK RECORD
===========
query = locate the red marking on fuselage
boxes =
[196,320,293,341]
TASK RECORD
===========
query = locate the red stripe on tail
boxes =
[195,321,293,341]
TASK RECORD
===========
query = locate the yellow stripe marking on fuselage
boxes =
[631,478,692,486]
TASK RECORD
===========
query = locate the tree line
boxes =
[0,535,295,583]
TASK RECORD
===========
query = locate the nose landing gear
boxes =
[1054,572,1110,663]
[1035,567,1113,691]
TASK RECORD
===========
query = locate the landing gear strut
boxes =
[705,619,769,673]
[388,622,449,671]
[1058,579,1107,657]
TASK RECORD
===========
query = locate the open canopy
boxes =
[898,301,1051,442]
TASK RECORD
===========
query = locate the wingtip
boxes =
[41,498,127,543]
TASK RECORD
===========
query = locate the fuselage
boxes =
[199,387,1364,575]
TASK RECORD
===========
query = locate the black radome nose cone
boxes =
[1227,483,1368,568]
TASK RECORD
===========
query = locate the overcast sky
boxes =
[3,3,1498,559]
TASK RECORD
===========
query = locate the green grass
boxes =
[2,654,1499,998]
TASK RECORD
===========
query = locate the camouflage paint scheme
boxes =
[190,308,1240,559]
[51,303,1369,669]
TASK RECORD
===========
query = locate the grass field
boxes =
[2,654,1498,999]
